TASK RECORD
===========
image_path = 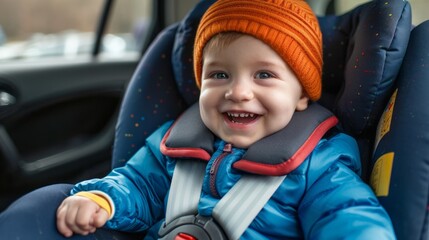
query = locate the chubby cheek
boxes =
[199,93,220,131]
[267,113,293,134]
[199,87,211,108]
[263,100,296,134]
[199,89,216,114]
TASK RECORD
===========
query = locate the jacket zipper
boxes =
[209,143,232,198]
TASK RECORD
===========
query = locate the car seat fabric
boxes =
[371,20,429,240]
[318,1,411,135]
[112,23,186,168]
[172,0,216,106]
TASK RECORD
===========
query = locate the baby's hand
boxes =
[56,195,109,237]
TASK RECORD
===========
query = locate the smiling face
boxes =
[199,34,309,148]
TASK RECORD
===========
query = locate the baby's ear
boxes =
[296,93,309,111]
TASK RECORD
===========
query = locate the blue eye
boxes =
[211,72,229,79]
[256,71,273,79]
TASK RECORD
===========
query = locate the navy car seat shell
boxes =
[372,20,429,240]
[319,1,412,136]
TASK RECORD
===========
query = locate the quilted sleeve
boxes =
[71,121,174,232]
[299,133,395,239]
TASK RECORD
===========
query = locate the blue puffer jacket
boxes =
[72,112,395,239]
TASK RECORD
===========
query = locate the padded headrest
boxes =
[172,0,215,106]
[319,1,411,135]
[172,0,411,137]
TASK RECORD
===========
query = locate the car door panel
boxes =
[0,58,138,209]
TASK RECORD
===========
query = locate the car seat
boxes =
[111,0,424,239]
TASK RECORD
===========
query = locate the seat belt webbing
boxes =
[165,159,206,225]
[166,160,286,239]
[213,174,286,240]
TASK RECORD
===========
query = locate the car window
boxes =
[0,0,152,61]
[102,0,153,57]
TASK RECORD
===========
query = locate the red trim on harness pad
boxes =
[161,120,211,161]
[233,115,338,176]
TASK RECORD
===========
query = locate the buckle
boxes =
[158,214,227,240]
[175,233,197,240]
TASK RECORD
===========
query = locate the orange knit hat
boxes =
[193,0,323,101]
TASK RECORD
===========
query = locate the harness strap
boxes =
[213,174,286,240]
[166,160,286,239]
[165,160,206,225]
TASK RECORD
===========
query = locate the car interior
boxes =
[0,0,428,239]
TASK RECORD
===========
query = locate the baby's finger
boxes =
[75,206,96,229]
[63,204,84,235]
[69,201,99,234]
[92,208,109,228]
[56,204,75,237]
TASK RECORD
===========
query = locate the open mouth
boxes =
[225,112,259,124]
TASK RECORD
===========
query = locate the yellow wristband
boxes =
[75,191,112,217]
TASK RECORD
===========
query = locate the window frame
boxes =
[93,0,166,59]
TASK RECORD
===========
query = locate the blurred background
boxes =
[0,0,427,62]
[0,0,151,60]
